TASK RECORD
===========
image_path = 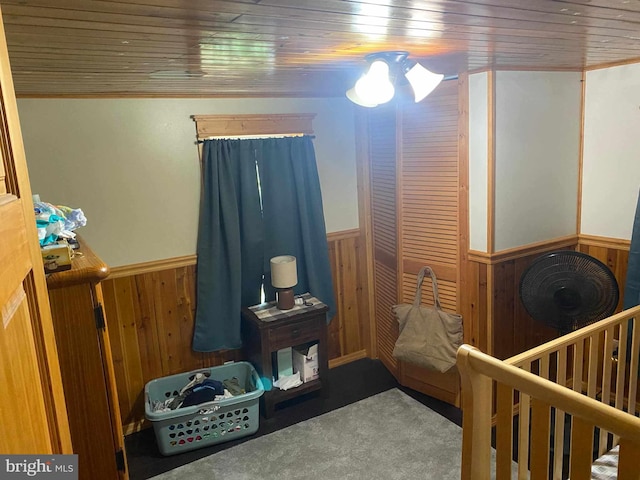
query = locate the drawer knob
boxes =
[292,329,300,337]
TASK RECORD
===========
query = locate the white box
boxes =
[292,343,319,382]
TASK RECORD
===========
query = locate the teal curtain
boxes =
[625,189,640,361]
[193,139,263,352]
[258,136,336,321]
[624,189,640,311]
[193,135,336,352]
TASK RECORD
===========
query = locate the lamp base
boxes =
[276,288,294,310]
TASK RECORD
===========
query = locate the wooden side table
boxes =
[241,296,329,418]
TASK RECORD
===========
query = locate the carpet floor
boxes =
[126,359,462,479]
[150,388,463,480]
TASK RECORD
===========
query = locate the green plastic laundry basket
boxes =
[144,361,264,456]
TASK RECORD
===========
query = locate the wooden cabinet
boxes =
[46,242,127,480]
[241,301,329,418]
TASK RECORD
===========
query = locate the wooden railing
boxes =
[458,305,640,480]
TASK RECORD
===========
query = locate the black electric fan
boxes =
[519,250,620,335]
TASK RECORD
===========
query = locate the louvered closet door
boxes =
[368,105,399,375]
[398,80,461,405]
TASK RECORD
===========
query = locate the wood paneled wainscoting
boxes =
[462,234,631,361]
[577,234,630,312]
[102,229,370,434]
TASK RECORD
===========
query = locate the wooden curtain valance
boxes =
[192,113,315,140]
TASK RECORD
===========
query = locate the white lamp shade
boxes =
[270,255,297,288]
[354,60,395,105]
[404,62,444,103]
[346,87,378,108]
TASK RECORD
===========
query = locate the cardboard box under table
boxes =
[292,343,319,382]
[144,361,264,456]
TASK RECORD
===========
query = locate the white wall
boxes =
[18,98,359,267]
[468,72,489,252]
[494,71,581,251]
[582,63,640,240]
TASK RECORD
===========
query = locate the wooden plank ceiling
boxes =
[1,0,640,97]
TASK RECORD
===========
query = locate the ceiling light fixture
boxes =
[346,51,444,108]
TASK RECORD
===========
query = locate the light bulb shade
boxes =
[354,59,395,105]
[346,87,378,107]
[270,255,297,288]
[404,62,444,103]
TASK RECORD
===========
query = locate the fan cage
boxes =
[519,250,619,334]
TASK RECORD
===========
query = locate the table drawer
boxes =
[269,317,320,350]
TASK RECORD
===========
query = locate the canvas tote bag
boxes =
[392,266,463,373]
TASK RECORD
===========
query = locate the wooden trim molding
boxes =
[18,93,337,100]
[467,67,492,75]
[576,70,586,235]
[468,234,579,264]
[326,228,360,242]
[458,72,473,346]
[109,231,362,279]
[578,234,631,250]
[354,108,377,359]
[467,250,493,263]
[467,66,580,75]
[468,234,631,265]
[107,254,197,279]
[192,113,315,139]
[584,57,640,72]
[328,349,368,368]
[487,69,496,254]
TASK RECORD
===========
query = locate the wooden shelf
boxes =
[269,379,322,403]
